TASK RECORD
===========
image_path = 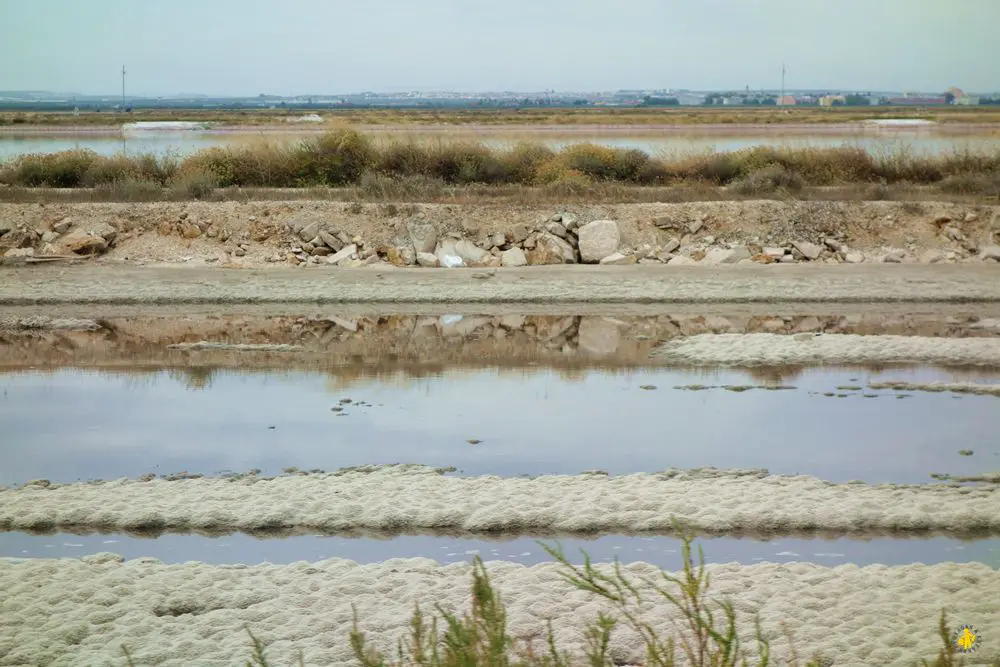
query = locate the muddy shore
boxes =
[2,264,1000,306]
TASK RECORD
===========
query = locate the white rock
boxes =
[667,255,697,266]
[702,247,751,264]
[919,249,946,264]
[763,247,786,258]
[980,245,1000,262]
[416,252,439,267]
[844,252,865,264]
[577,220,620,263]
[599,252,635,265]
[500,247,527,267]
[793,240,823,260]
[407,220,438,254]
[882,249,907,263]
[326,244,358,266]
[661,238,681,254]
[688,219,705,234]
[3,247,34,258]
[453,239,488,265]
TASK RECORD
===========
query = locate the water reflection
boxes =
[1,531,997,568]
[2,128,1000,159]
[1,366,997,486]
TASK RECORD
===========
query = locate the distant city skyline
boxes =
[1,0,997,96]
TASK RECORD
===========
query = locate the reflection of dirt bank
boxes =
[2,312,999,382]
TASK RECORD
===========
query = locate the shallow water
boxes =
[1,365,998,487]
[2,128,999,159]
[2,531,997,568]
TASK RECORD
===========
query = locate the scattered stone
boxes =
[703,246,751,264]
[318,229,343,252]
[779,255,796,263]
[3,247,34,258]
[543,221,568,238]
[844,252,865,264]
[51,218,72,234]
[793,240,823,260]
[233,247,247,257]
[500,247,527,267]
[702,235,715,245]
[326,244,358,266]
[599,252,635,265]
[398,245,416,266]
[577,220,620,263]
[964,212,978,223]
[559,212,579,229]
[688,219,705,235]
[980,245,1000,262]
[527,232,576,265]
[823,238,844,253]
[667,255,697,266]
[453,239,489,265]
[59,229,109,255]
[407,220,438,254]
[416,252,439,267]
[919,249,945,264]
[311,246,331,257]
[662,238,681,254]
[490,232,506,247]
[763,247,786,258]
[932,215,952,227]
[509,223,531,244]
[40,230,58,243]
[882,249,907,263]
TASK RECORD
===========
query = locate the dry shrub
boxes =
[730,164,805,195]
[287,129,378,185]
[169,170,218,199]
[939,171,1000,196]
[558,143,652,182]
[6,149,98,187]
[500,142,555,184]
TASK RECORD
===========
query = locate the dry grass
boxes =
[2,131,999,205]
[5,106,1000,128]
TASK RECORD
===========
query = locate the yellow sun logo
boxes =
[953,624,980,654]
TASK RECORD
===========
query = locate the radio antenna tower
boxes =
[121,65,126,110]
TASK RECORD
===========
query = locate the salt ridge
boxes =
[0,556,996,666]
[2,467,997,536]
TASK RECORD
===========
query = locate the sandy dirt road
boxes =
[1,264,999,305]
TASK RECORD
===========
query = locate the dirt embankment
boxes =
[2,311,999,378]
[2,200,998,268]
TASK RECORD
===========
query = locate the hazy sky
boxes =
[1,0,997,96]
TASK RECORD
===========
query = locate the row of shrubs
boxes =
[2,129,999,193]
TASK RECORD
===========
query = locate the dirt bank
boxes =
[2,264,1000,306]
[3,466,998,537]
[2,311,999,378]
[1,555,997,666]
[2,200,998,270]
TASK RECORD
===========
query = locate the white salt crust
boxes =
[2,468,998,535]
[650,333,1000,366]
[869,380,1000,397]
[0,556,997,666]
